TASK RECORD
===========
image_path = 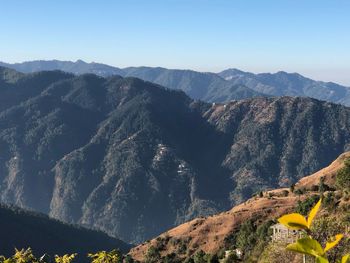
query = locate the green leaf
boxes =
[324,234,343,253]
[278,213,308,230]
[286,237,324,257]
[307,198,322,228]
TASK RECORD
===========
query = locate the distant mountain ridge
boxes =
[0,66,349,244]
[2,60,350,105]
[0,204,130,258]
[219,68,350,106]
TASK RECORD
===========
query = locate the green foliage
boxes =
[312,217,350,262]
[189,253,218,263]
[319,176,326,194]
[336,158,350,191]
[278,197,348,263]
[145,246,161,263]
[193,250,206,263]
[259,242,300,263]
[294,188,305,195]
[222,252,238,263]
[206,254,219,263]
[256,220,274,241]
[296,195,319,216]
[323,192,336,210]
[161,253,181,263]
[235,220,256,250]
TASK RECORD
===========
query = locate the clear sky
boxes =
[0,0,349,85]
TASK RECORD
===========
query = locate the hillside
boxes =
[3,60,350,106]
[0,204,130,258]
[0,67,350,244]
[129,152,350,262]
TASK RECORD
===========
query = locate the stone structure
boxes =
[270,223,301,243]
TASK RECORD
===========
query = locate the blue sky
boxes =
[0,0,349,85]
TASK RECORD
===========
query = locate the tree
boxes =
[193,250,206,263]
[235,220,256,250]
[206,254,219,263]
[290,183,295,193]
[145,246,160,263]
[222,252,238,263]
[319,176,326,194]
[336,158,350,191]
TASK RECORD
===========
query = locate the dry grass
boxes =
[129,152,350,261]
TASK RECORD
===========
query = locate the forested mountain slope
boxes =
[0,204,130,258]
[0,67,349,244]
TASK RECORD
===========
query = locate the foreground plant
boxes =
[0,248,37,263]
[87,250,121,263]
[0,249,124,263]
[54,253,77,263]
[278,198,349,263]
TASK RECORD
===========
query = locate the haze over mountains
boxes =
[1,60,350,106]
[0,66,349,244]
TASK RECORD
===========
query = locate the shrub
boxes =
[222,252,238,263]
[296,195,319,215]
[294,188,304,195]
[336,158,350,191]
[311,185,319,192]
[290,184,295,193]
[145,246,161,263]
[193,250,206,263]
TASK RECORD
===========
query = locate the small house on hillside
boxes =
[224,249,243,260]
[270,223,301,243]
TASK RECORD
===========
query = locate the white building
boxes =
[270,223,301,243]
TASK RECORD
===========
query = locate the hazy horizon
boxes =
[2,58,350,87]
[1,0,349,85]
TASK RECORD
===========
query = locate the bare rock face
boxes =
[0,66,350,243]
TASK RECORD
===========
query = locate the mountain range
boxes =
[0,66,349,244]
[1,60,350,106]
